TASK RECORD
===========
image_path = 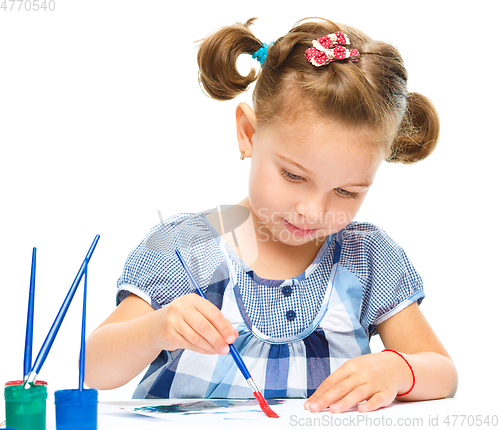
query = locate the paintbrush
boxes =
[175,249,279,418]
[23,247,37,379]
[79,262,88,391]
[24,235,100,387]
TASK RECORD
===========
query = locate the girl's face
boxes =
[245,113,388,247]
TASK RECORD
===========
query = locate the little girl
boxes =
[86,17,458,413]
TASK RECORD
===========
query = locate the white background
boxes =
[0,0,498,413]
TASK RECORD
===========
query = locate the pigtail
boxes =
[198,17,441,164]
[197,18,263,101]
[388,93,440,164]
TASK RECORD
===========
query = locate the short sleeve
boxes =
[340,222,424,336]
[116,212,223,309]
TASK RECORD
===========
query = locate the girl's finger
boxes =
[177,335,217,355]
[329,383,374,413]
[306,374,360,412]
[357,391,393,413]
[305,364,351,409]
[163,318,217,355]
[175,318,221,354]
[194,298,238,344]
[183,310,230,354]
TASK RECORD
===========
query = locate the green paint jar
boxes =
[4,382,47,430]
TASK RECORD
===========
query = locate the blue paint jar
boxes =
[54,388,98,430]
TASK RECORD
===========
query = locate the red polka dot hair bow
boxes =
[305,31,360,67]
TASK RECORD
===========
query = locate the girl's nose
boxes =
[295,195,327,226]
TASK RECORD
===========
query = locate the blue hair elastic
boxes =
[252,42,273,66]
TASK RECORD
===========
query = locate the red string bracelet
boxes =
[382,349,415,396]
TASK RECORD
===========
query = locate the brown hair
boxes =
[197,18,439,164]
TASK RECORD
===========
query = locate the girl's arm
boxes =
[85,293,238,390]
[305,302,458,413]
[85,294,161,389]
[376,301,458,402]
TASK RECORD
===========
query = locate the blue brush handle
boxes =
[175,250,252,381]
[228,344,251,380]
[23,247,37,378]
[28,235,100,378]
[79,262,88,391]
[175,250,206,299]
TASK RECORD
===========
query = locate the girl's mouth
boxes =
[282,219,318,237]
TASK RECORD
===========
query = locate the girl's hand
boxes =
[304,351,413,413]
[152,293,239,355]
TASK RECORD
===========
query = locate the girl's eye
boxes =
[281,169,303,182]
[335,188,359,199]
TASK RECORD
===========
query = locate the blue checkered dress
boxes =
[116,212,424,399]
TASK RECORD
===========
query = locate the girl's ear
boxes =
[236,102,257,158]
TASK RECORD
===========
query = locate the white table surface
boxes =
[2,395,498,429]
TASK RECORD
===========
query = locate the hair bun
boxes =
[197,18,262,101]
[388,92,440,164]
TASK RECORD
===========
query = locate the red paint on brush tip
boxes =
[253,391,279,418]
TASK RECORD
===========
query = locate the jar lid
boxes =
[5,380,47,386]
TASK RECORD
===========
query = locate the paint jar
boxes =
[4,382,47,430]
[54,388,98,430]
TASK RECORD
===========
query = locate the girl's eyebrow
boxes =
[276,153,312,174]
